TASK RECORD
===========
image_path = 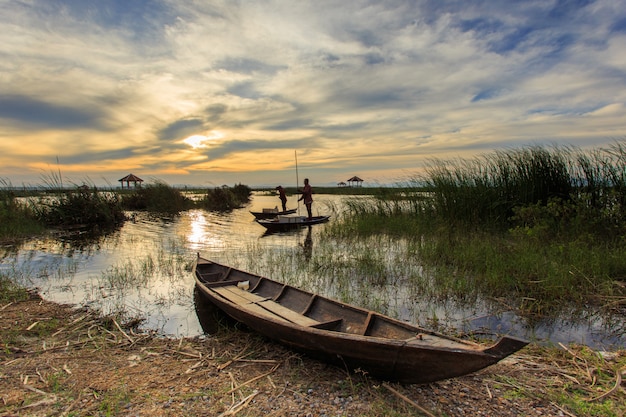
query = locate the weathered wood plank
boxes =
[212,285,267,304]
[258,300,319,327]
[212,286,254,305]
[213,285,321,327]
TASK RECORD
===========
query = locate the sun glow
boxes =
[182,131,224,149]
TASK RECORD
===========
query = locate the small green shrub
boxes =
[0,179,45,239]
[121,181,193,213]
[201,184,251,211]
[33,186,125,228]
[0,273,29,303]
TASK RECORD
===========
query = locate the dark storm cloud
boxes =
[267,119,315,131]
[472,88,503,102]
[57,147,141,164]
[202,138,318,161]
[204,104,228,122]
[0,94,104,129]
[227,82,263,100]
[158,118,205,141]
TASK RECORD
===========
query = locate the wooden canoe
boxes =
[193,255,528,384]
[256,215,330,231]
[250,208,297,220]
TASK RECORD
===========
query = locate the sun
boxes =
[182,131,224,149]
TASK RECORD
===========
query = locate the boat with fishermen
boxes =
[193,255,528,384]
[255,214,330,231]
[250,207,297,220]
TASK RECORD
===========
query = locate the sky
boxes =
[1,0,625,188]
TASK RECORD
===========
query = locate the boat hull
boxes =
[250,208,297,219]
[193,256,528,384]
[256,215,330,231]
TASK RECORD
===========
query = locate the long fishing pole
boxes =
[295,150,300,215]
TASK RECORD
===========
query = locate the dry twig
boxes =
[225,364,280,394]
[382,382,437,417]
[586,367,625,402]
[217,390,259,417]
[113,318,134,344]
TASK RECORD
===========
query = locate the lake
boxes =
[1,192,624,350]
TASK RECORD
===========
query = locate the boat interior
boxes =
[195,259,471,345]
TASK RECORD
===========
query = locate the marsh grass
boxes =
[236,235,438,320]
[30,182,125,229]
[121,180,193,213]
[0,179,45,239]
[200,183,252,211]
[0,272,30,303]
[420,142,626,233]
[328,142,626,314]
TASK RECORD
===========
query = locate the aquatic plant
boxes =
[200,183,251,211]
[327,142,626,313]
[121,180,193,213]
[32,184,126,228]
[0,178,44,239]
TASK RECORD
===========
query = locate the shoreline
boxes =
[2,294,624,416]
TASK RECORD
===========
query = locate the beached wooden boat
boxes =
[193,256,528,384]
[256,215,330,231]
[250,208,297,220]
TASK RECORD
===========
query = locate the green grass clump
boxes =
[32,186,126,228]
[0,179,45,239]
[327,141,626,312]
[200,183,251,211]
[121,181,193,213]
[0,273,30,303]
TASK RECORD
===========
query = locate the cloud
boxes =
[0,94,106,130]
[1,0,625,187]
[158,118,206,141]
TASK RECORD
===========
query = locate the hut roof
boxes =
[118,173,144,182]
[347,176,363,182]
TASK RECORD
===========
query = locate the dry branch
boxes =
[382,382,437,417]
[586,367,625,402]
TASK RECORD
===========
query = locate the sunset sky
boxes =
[1,0,625,188]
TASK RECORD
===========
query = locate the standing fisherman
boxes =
[298,178,313,220]
[276,185,287,212]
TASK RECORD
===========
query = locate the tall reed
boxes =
[329,142,626,312]
[32,185,125,228]
[121,180,193,213]
[0,179,45,239]
[200,184,251,211]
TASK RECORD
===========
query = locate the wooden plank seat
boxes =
[212,285,268,303]
[257,300,319,327]
[211,284,320,327]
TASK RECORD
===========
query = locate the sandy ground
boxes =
[1,294,623,416]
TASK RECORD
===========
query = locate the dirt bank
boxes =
[1,295,624,416]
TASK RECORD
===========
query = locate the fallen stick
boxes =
[218,390,259,417]
[586,367,624,402]
[169,349,203,359]
[225,364,280,394]
[382,382,437,417]
[218,352,253,371]
[113,318,134,344]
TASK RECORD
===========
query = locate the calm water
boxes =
[1,193,624,350]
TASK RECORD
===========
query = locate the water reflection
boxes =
[1,192,624,349]
[301,226,313,262]
[193,286,235,334]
